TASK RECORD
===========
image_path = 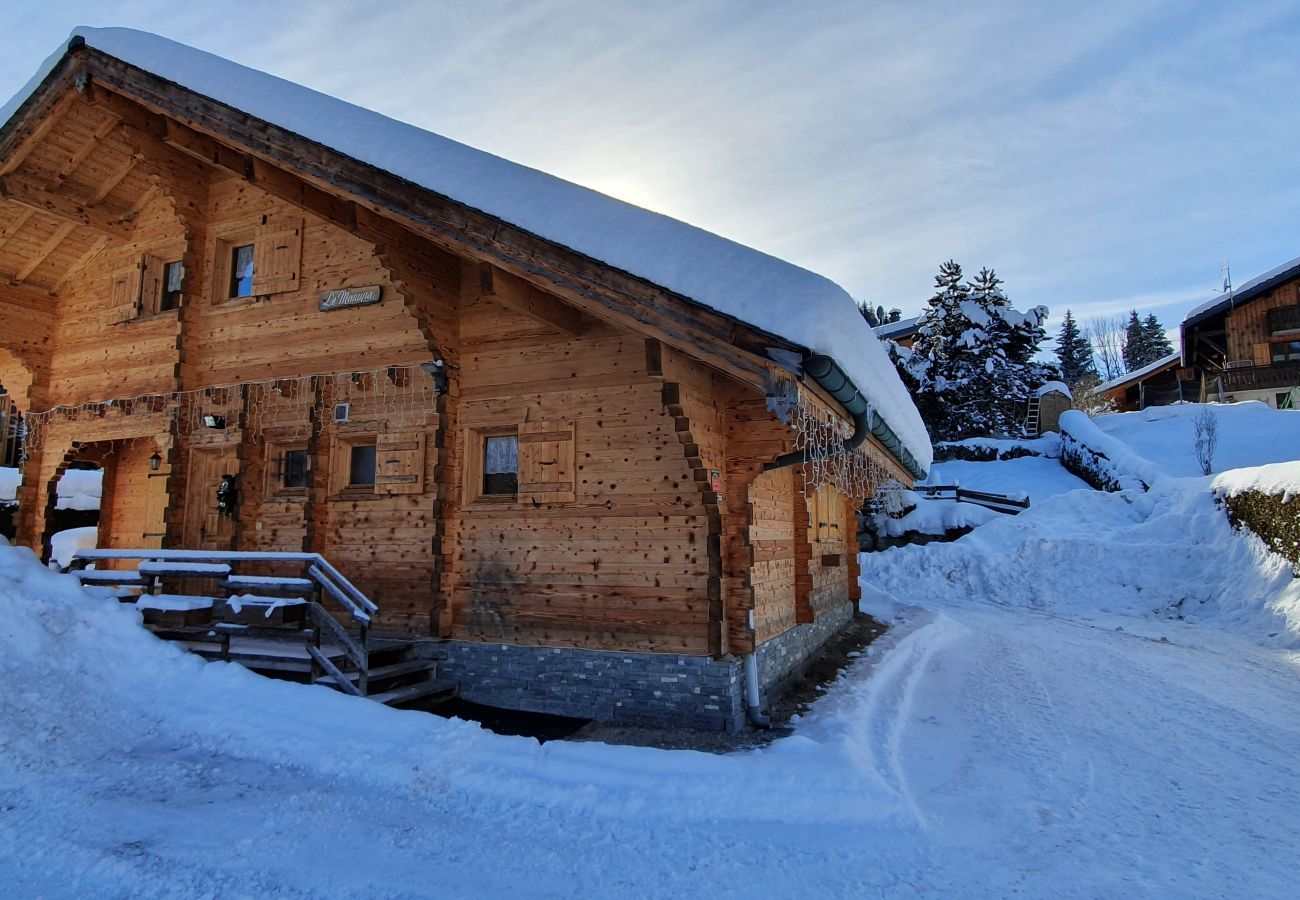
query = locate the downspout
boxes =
[743,652,771,729]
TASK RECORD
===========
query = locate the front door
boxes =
[184,445,239,550]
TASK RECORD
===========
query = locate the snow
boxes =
[225,594,306,616]
[1033,379,1071,398]
[1094,350,1180,393]
[136,594,214,613]
[0,466,18,502]
[54,467,102,511]
[1059,408,1164,488]
[1212,460,1300,498]
[935,433,1061,459]
[925,456,1090,504]
[48,526,97,569]
[1094,402,1300,477]
[882,499,998,536]
[1,28,931,474]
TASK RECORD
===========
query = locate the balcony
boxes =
[1219,361,1300,392]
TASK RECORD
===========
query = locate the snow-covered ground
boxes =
[1095,401,1300,476]
[925,455,1090,503]
[2,407,1298,896]
[0,465,103,510]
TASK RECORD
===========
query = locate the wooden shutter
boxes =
[805,487,820,543]
[374,432,426,495]
[108,261,142,323]
[1253,342,1272,366]
[140,256,165,315]
[518,421,575,504]
[252,216,303,296]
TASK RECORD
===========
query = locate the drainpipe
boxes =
[764,354,926,480]
[743,652,771,729]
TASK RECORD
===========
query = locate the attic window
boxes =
[228,244,255,298]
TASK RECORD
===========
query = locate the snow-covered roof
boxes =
[874,315,920,341]
[0,28,931,473]
[1182,254,1300,328]
[1034,381,1072,399]
[1095,352,1180,394]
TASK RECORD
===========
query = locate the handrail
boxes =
[72,548,378,694]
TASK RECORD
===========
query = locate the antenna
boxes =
[1219,260,1233,296]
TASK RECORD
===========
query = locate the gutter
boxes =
[764,354,926,480]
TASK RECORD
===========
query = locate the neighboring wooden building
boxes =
[0,30,928,730]
[1095,352,1188,412]
[875,314,920,348]
[1182,257,1300,408]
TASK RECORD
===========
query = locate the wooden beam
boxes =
[0,90,78,177]
[13,221,74,284]
[49,233,108,294]
[0,174,133,240]
[52,111,118,186]
[89,154,136,204]
[478,263,588,335]
[0,207,34,253]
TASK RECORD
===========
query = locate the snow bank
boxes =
[55,467,102,511]
[925,457,1089,504]
[1212,461,1300,499]
[1096,402,1300,477]
[934,433,1061,461]
[1034,380,1071,399]
[49,526,97,569]
[860,478,1300,647]
[1058,409,1162,490]
[2,28,931,473]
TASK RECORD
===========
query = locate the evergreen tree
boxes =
[897,261,1053,440]
[858,300,879,327]
[1122,310,1147,371]
[1142,313,1173,360]
[1055,309,1097,385]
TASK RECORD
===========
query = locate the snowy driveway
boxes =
[3,568,1298,897]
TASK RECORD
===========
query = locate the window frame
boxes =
[265,442,310,500]
[1269,340,1300,364]
[464,425,520,505]
[330,432,380,498]
[228,242,256,300]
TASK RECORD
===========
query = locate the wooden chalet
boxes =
[1182,257,1300,409]
[0,29,929,730]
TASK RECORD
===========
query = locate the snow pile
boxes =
[0,466,18,502]
[1058,409,1162,490]
[1212,460,1300,499]
[1033,380,1071,398]
[925,457,1089,504]
[1,28,931,473]
[1096,402,1300,477]
[55,467,102,511]
[881,500,998,537]
[49,526,97,569]
[860,478,1300,647]
[934,433,1061,461]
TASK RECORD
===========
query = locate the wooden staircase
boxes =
[69,549,456,709]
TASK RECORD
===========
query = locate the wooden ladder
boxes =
[1024,395,1041,436]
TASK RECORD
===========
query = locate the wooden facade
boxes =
[0,38,919,724]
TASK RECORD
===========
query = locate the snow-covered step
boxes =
[221,574,314,593]
[315,657,437,689]
[139,560,232,578]
[74,569,148,586]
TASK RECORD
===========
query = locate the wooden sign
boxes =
[319,285,382,312]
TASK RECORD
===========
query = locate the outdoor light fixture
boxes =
[421,359,449,394]
[202,414,226,429]
[149,451,162,471]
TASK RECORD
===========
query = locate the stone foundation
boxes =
[431,600,857,731]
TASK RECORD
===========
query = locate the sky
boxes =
[3,0,1298,339]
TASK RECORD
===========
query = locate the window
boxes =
[161,260,184,311]
[349,443,377,487]
[229,244,255,299]
[267,444,309,498]
[1270,341,1300,364]
[482,434,519,496]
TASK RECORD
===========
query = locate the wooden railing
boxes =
[914,485,1031,514]
[1219,362,1300,392]
[70,549,378,694]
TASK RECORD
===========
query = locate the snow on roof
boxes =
[1095,352,1180,394]
[874,315,920,340]
[1034,381,1072,399]
[1,28,931,472]
[1182,254,1300,327]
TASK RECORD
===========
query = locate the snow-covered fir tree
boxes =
[1055,309,1097,386]
[895,261,1054,441]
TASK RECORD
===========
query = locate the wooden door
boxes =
[142,471,170,548]
[184,445,238,549]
